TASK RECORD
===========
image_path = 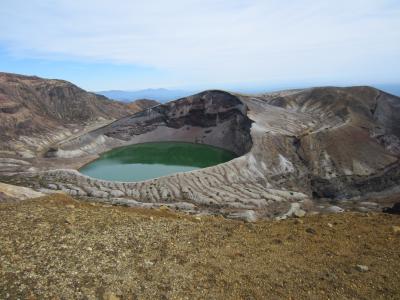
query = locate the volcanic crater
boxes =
[1,73,400,220]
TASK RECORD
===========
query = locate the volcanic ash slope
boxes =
[0,72,149,157]
[4,87,400,219]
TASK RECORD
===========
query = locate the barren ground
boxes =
[0,194,399,299]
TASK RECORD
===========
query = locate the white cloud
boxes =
[0,0,399,88]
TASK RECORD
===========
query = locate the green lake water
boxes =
[79,142,236,182]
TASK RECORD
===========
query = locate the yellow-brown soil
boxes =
[0,194,399,299]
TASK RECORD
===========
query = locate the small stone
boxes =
[65,204,75,209]
[306,227,316,234]
[284,202,306,218]
[309,211,320,216]
[383,203,400,215]
[144,259,154,266]
[159,205,170,211]
[86,247,93,251]
[356,265,369,272]
[229,210,258,222]
[272,238,283,244]
[356,207,370,213]
[60,244,68,249]
[242,210,258,222]
[392,226,400,234]
[326,206,344,213]
[294,209,306,218]
[65,216,75,225]
[327,223,333,228]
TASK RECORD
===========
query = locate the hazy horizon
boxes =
[1,1,399,91]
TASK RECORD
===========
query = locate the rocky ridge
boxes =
[1,83,399,219]
[0,72,141,156]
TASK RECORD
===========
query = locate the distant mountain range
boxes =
[96,88,195,103]
[97,84,400,104]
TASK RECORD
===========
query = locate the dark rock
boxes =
[306,228,316,234]
[382,202,400,215]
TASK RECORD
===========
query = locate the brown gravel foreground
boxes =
[0,195,399,300]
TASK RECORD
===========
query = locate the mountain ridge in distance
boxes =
[96,88,195,103]
[97,84,400,103]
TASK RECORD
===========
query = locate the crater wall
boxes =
[3,87,400,220]
[49,90,253,158]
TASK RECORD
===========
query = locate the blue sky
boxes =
[0,0,399,91]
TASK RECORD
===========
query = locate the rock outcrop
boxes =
[0,182,45,202]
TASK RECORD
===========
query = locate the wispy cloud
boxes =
[0,0,399,89]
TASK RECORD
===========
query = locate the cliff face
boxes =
[0,72,135,153]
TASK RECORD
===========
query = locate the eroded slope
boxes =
[2,86,400,219]
[0,72,138,156]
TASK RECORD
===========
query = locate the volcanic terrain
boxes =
[1,74,399,219]
[1,72,400,299]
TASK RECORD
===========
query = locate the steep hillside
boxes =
[247,86,400,198]
[0,72,135,154]
[1,84,400,219]
[20,86,398,219]
[125,99,160,111]
[49,90,252,157]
